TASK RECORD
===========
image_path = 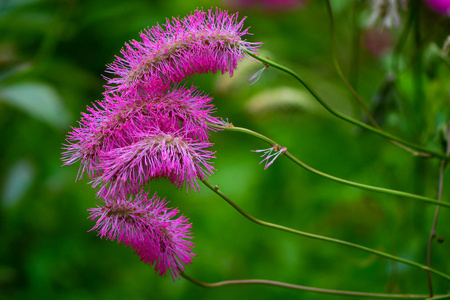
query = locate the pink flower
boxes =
[92,129,215,198]
[423,0,450,16]
[362,28,393,56]
[105,8,261,94]
[88,191,194,280]
[62,85,218,183]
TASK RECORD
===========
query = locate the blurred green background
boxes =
[1,0,450,299]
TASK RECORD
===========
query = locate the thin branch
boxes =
[243,50,450,161]
[324,0,429,157]
[210,123,450,209]
[325,0,379,128]
[426,159,446,296]
[200,179,450,282]
[426,127,449,296]
[426,295,450,300]
[181,272,438,299]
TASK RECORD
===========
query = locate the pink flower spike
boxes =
[105,8,262,94]
[252,145,287,169]
[61,85,220,184]
[88,191,195,280]
[92,130,215,198]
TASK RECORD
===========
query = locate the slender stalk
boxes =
[349,0,361,92]
[410,0,425,140]
[426,129,449,296]
[211,123,450,209]
[200,179,450,282]
[324,0,378,128]
[391,0,415,73]
[426,160,446,297]
[244,50,450,161]
[426,295,450,300]
[324,0,426,157]
[181,272,436,299]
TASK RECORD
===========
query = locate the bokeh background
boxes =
[1,0,449,299]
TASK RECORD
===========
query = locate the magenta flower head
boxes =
[92,129,215,198]
[61,85,218,185]
[105,7,262,94]
[88,191,194,280]
[423,0,450,16]
[135,84,221,141]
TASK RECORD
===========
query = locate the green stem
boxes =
[211,123,450,209]
[325,0,379,128]
[324,0,428,157]
[392,0,415,73]
[427,295,450,300]
[349,0,361,92]
[201,179,450,282]
[244,50,450,161]
[181,272,436,299]
[427,129,449,297]
[426,160,446,297]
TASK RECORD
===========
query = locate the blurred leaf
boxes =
[0,63,33,82]
[0,81,71,129]
[245,86,318,116]
[1,159,35,208]
[369,73,401,127]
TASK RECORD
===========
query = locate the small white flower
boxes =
[248,65,267,86]
[368,0,406,29]
[252,145,287,169]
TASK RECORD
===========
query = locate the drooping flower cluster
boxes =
[105,8,261,95]
[62,7,260,279]
[92,129,215,198]
[88,192,194,279]
[62,85,218,194]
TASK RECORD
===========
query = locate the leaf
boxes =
[0,81,71,130]
[245,86,319,116]
[1,159,35,208]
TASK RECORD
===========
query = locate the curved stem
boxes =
[181,272,435,299]
[426,160,446,297]
[426,131,449,296]
[244,50,450,161]
[200,179,450,282]
[392,2,415,73]
[211,123,450,209]
[325,0,378,128]
[349,0,361,93]
[324,0,427,157]
[427,295,450,300]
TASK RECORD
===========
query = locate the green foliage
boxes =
[1,0,449,299]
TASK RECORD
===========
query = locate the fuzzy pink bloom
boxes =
[105,8,261,94]
[92,129,215,198]
[62,85,218,183]
[88,192,194,279]
[363,28,393,56]
[423,0,450,16]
